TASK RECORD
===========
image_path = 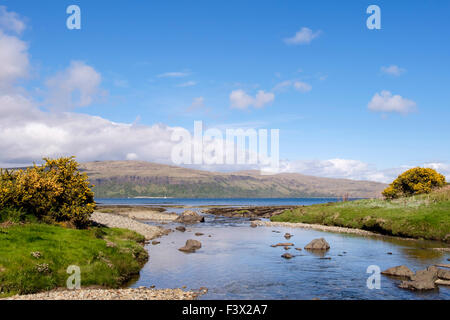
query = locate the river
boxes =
[97,198,450,300]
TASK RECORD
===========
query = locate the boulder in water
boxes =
[381,265,414,279]
[178,239,202,253]
[175,210,205,224]
[304,238,330,251]
[399,266,438,291]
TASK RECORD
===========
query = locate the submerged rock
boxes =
[381,265,414,279]
[250,222,258,228]
[175,226,186,232]
[175,210,205,224]
[151,241,160,245]
[178,239,202,253]
[194,232,204,236]
[271,242,294,247]
[284,233,292,239]
[304,238,330,251]
[281,253,293,259]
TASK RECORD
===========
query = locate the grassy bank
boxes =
[272,186,450,242]
[0,223,148,298]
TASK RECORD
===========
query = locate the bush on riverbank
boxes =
[382,167,446,199]
[272,186,450,241]
[0,223,148,297]
[0,157,95,228]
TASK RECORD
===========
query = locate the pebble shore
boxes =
[91,211,167,240]
[255,221,378,237]
[4,288,199,300]
[98,207,179,222]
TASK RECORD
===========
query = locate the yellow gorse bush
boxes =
[0,157,95,228]
[382,167,446,199]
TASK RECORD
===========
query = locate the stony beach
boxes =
[255,220,381,237]
[4,288,200,300]
[91,211,168,240]
[96,205,179,222]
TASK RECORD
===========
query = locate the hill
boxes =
[79,161,386,198]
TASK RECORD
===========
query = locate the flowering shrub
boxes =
[0,157,95,228]
[382,167,446,199]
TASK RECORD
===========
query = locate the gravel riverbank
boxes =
[4,288,199,300]
[255,221,379,237]
[97,206,179,222]
[91,211,168,240]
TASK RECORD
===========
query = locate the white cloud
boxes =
[280,159,387,181]
[177,80,197,87]
[186,96,205,112]
[0,110,181,167]
[126,153,139,160]
[273,80,312,93]
[157,72,190,78]
[272,81,292,92]
[293,81,312,93]
[381,65,405,76]
[230,89,274,109]
[0,31,29,89]
[284,27,321,45]
[45,61,103,110]
[368,90,416,114]
[277,159,450,183]
[0,6,25,34]
[424,162,450,178]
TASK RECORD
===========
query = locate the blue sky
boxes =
[0,0,449,182]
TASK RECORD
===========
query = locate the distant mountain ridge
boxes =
[79,161,386,199]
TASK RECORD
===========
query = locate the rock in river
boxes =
[178,239,202,253]
[437,268,450,280]
[381,265,414,279]
[176,226,186,232]
[304,238,330,251]
[271,243,294,247]
[175,210,205,224]
[399,266,438,291]
[284,233,292,239]
[281,253,293,259]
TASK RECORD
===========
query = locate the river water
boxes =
[97,198,450,300]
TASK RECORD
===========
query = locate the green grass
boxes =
[0,222,148,297]
[271,187,450,242]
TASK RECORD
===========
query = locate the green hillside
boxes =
[79,161,386,198]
